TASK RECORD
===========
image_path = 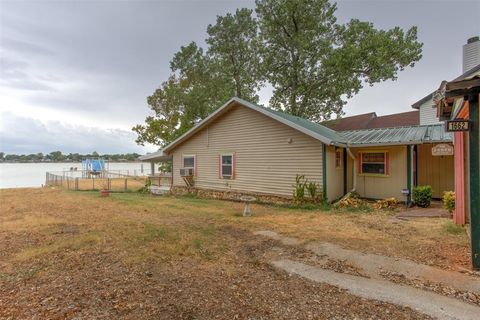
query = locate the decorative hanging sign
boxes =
[446,120,470,132]
[432,143,454,156]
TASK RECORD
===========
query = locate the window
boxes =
[183,155,195,169]
[335,148,342,168]
[360,152,388,175]
[221,154,233,178]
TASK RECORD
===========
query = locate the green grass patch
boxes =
[443,221,465,235]
[268,201,331,212]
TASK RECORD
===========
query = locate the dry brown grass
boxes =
[57,177,147,191]
[0,187,459,319]
[0,188,470,269]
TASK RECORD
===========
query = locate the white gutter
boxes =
[346,147,357,192]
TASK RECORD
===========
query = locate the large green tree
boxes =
[206,8,262,101]
[134,42,233,146]
[134,0,423,147]
[256,0,423,121]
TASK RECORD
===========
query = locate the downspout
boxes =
[346,147,357,192]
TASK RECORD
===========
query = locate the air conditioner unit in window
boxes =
[180,168,194,177]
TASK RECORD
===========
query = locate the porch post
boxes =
[407,145,413,205]
[322,144,327,201]
[150,162,155,175]
[453,132,466,225]
[343,148,347,195]
[469,93,479,269]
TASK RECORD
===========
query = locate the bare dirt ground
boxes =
[0,188,470,319]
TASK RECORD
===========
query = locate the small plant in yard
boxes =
[138,177,152,194]
[443,191,455,214]
[306,181,324,203]
[443,221,464,235]
[293,174,306,203]
[412,185,433,208]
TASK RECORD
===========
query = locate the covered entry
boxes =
[416,143,454,199]
[341,124,453,202]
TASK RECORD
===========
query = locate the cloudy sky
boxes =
[0,0,479,155]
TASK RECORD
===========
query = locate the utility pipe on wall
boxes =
[346,147,357,192]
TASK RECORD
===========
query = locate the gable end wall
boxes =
[170,104,324,197]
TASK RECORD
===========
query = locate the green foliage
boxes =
[0,151,141,163]
[293,174,306,202]
[278,201,331,211]
[206,8,263,100]
[134,0,423,145]
[412,185,433,208]
[293,175,324,204]
[134,9,262,147]
[305,181,324,203]
[305,181,318,199]
[442,191,455,214]
[255,0,422,121]
[443,221,464,235]
[138,178,152,194]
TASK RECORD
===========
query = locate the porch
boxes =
[138,149,173,194]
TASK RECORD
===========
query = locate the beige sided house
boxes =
[151,97,452,202]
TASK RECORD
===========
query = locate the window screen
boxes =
[183,156,195,168]
[361,152,386,174]
[221,155,232,177]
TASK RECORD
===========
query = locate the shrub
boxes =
[443,191,455,213]
[412,185,433,208]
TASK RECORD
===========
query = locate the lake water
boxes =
[0,162,150,188]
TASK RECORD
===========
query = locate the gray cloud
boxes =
[1,38,55,56]
[0,112,152,154]
[0,0,479,154]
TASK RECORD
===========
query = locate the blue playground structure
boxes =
[82,158,107,177]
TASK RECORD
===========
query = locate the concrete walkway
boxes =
[306,242,480,293]
[255,230,480,320]
[273,259,480,320]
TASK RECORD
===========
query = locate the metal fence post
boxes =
[75,178,79,190]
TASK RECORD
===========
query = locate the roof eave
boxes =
[347,139,452,148]
[163,97,346,152]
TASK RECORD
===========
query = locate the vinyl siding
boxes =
[171,104,324,197]
[419,98,441,125]
[417,144,454,199]
[351,146,408,200]
[326,146,345,201]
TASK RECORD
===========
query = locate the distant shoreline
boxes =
[0,161,142,164]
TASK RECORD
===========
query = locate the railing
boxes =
[45,170,172,192]
[45,171,149,191]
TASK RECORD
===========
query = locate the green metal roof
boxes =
[340,124,452,147]
[163,97,347,152]
[163,97,452,153]
[236,98,347,145]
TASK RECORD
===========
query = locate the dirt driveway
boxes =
[0,188,470,319]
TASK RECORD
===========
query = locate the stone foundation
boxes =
[170,186,293,205]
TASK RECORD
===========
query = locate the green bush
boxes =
[443,191,455,213]
[412,185,433,208]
